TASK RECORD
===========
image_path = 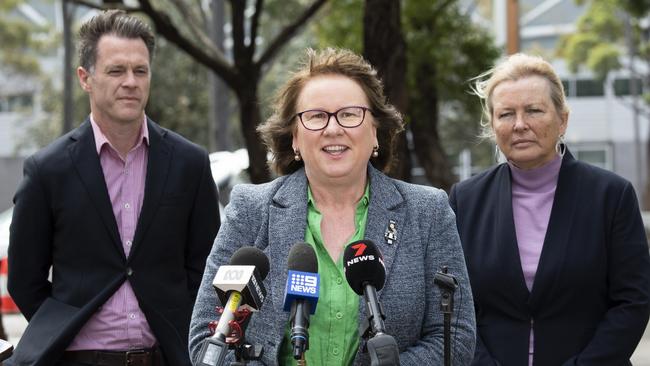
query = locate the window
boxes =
[573,144,612,170]
[562,79,604,98]
[575,79,604,97]
[561,80,570,96]
[613,78,644,96]
[0,93,34,113]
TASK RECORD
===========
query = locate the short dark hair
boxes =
[78,9,155,71]
[258,48,404,176]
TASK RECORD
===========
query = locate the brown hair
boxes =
[78,9,155,71]
[258,48,404,175]
[471,53,569,139]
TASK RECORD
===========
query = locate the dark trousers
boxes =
[56,362,87,366]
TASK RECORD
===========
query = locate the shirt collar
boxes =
[90,115,150,155]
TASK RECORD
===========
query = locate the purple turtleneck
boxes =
[508,154,562,366]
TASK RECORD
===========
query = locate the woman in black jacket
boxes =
[450,53,650,366]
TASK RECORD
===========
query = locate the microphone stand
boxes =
[434,266,458,366]
[199,307,264,366]
[229,308,263,365]
[228,309,264,366]
[231,342,263,366]
[360,283,400,366]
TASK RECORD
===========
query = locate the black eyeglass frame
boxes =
[295,106,373,131]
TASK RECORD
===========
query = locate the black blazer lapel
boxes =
[529,153,580,309]
[494,165,531,299]
[130,120,172,260]
[67,119,124,258]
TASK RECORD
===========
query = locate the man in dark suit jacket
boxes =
[7,10,220,366]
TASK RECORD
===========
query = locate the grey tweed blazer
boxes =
[189,165,476,365]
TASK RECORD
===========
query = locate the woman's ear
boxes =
[560,110,569,135]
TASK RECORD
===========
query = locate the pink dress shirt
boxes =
[67,116,157,350]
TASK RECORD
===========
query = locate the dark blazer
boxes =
[7,118,221,366]
[189,165,477,365]
[449,151,650,366]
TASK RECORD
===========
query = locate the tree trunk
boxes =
[642,27,650,210]
[363,0,411,181]
[209,0,230,152]
[409,61,454,191]
[236,79,271,184]
[62,0,74,134]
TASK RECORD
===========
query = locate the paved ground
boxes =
[2,312,650,364]
[634,326,650,365]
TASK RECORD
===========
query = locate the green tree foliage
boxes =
[561,0,648,89]
[404,1,500,172]
[315,0,500,180]
[561,0,624,81]
[2,0,63,154]
[0,0,50,75]
[147,38,211,147]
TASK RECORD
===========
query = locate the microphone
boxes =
[344,239,386,335]
[196,247,270,366]
[344,239,399,366]
[282,242,320,361]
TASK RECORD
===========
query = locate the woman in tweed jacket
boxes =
[189,48,475,366]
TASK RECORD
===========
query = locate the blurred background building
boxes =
[0,0,95,212]
[462,0,650,204]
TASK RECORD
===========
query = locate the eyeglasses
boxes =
[295,106,372,131]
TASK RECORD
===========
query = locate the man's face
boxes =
[77,34,151,126]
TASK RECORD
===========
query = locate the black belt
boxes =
[61,348,160,366]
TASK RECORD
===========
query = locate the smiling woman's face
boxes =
[292,74,378,186]
[491,75,568,170]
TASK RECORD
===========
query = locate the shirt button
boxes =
[127,268,133,276]
[129,313,136,319]
[336,312,343,319]
[332,348,339,355]
[336,277,343,285]
[124,203,131,209]
[125,240,132,246]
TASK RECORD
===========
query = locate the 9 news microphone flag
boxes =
[283,242,320,361]
[196,247,270,366]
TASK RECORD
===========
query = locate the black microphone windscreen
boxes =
[229,246,271,280]
[287,242,318,273]
[343,239,386,295]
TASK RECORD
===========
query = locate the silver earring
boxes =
[494,144,502,163]
[294,150,301,161]
[555,134,566,157]
[372,146,379,158]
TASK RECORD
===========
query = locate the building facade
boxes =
[463,0,650,205]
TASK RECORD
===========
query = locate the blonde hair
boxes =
[471,53,569,139]
[257,48,404,175]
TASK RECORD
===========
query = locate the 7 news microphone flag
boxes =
[196,247,270,366]
[344,240,400,366]
[283,242,320,361]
